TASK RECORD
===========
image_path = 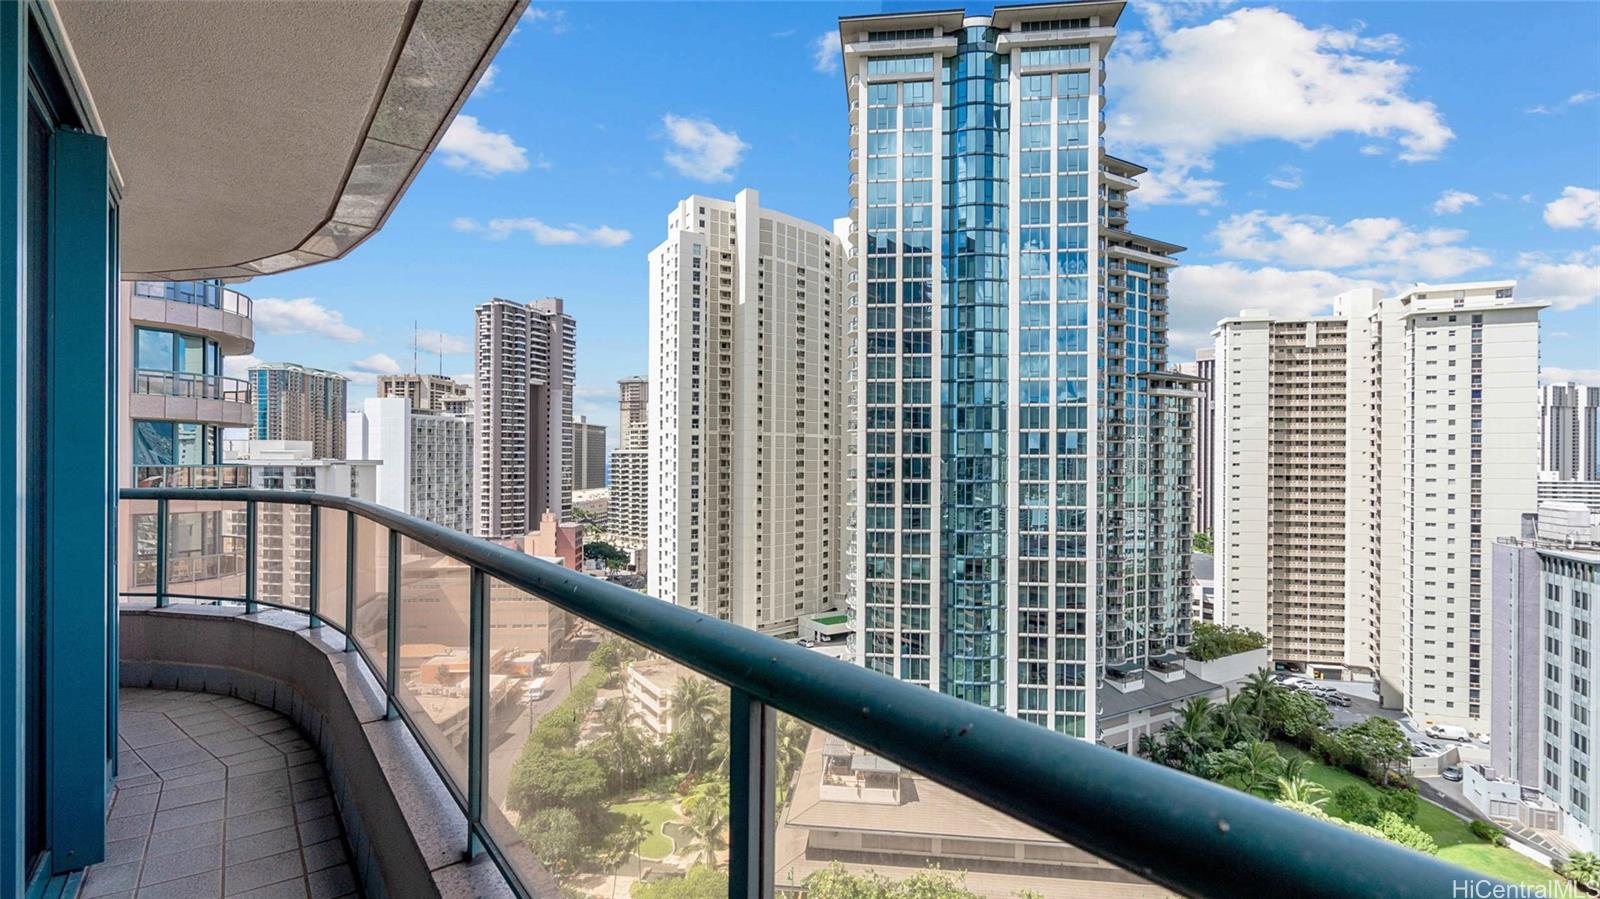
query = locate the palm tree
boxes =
[600,700,645,792]
[1561,851,1600,891]
[1281,754,1310,783]
[1217,690,1262,745]
[1275,775,1329,807]
[1240,669,1279,720]
[1166,696,1219,769]
[668,675,719,775]
[681,786,729,866]
[611,812,652,897]
[1223,740,1283,797]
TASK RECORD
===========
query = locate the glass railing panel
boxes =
[317,508,348,631]
[254,501,310,611]
[351,517,390,681]
[393,536,472,796]
[772,713,1154,897]
[482,576,731,895]
[118,498,159,601]
[163,498,247,602]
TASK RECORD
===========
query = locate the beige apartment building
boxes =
[1216,281,1543,733]
[647,190,844,635]
[377,372,469,413]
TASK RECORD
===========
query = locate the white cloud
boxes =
[1518,248,1600,311]
[1212,210,1490,279]
[518,7,569,33]
[472,63,498,95]
[452,216,631,247]
[812,32,841,74]
[254,297,364,342]
[439,115,529,177]
[350,353,402,376]
[1164,262,1386,354]
[223,353,262,379]
[1431,189,1480,215]
[1543,366,1600,385]
[1525,90,1598,115]
[1109,8,1451,205]
[1266,165,1302,190]
[414,329,471,355]
[1544,186,1600,230]
[660,114,748,182]
[1358,144,1385,156]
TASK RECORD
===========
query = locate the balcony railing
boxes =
[132,279,252,317]
[119,485,1482,899]
[132,368,253,403]
[133,463,251,489]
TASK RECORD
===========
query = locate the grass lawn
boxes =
[610,797,678,860]
[1274,742,1561,887]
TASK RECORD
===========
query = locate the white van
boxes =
[1426,724,1471,742]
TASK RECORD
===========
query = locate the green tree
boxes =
[630,864,727,899]
[585,540,631,570]
[1239,668,1280,721]
[611,812,653,891]
[1332,785,1380,825]
[1262,688,1333,743]
[1212,740,1283,796]
[681,781,729,866]
[1193,531,1214,554]
[667,676,720,776]
[521,807,585,875]
[1331,718,1411,785]
[803,862,984,898]
[506,750,608,823]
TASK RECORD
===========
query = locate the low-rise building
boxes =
[623,657,700,742]
[775,729,1173,897]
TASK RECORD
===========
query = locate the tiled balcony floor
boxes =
[80,688,362,899]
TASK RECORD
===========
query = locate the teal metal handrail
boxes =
[120,487,1487,899]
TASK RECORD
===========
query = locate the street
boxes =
[486,627,599,816]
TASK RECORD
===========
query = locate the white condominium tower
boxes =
[610,376,649,544]
[1542,382,1600,481]
[840,3,1195,737]
[648,190,844,635]
[1176,348,1216,536]
[249,362,348,459]
[1216,281,1544,732]
[474,297,576,538]
[346,396,472,533]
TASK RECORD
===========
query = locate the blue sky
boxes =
[234,1,1600,446]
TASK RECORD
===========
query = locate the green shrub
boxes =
[1188,622,1267,661]
[1333,785,1379,825]
[1470,819,1506,846]
[1377,786,1419,822]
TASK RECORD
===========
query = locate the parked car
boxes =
[1427,724,1472,742]
[1323,693,1352,707]
[1411,741,1443,757]
[797,639,816,648]
[1442,765,1463,782]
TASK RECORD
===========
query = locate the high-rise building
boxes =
[377,372,470,414]
[474,297,576,538]
[610,376,650,545]
[1541,382,1600,481]
[573,415,607,490]
[1540,478,1600,515]
[1215,281,1544,731]
[1177,348,1215,536]
[249,361,348,459]
[839,5,1194,736]
[618,375,649,449]
[1491,502,1600,850]
[223,439,379,606]
[648,190,843,635]
[347,396,472,533]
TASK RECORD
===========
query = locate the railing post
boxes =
[345,510,356,652]
[728,688,775,899]
[244,499,258,613]
[154,497,169,608]
[386,527,399,719]
[308,504,321,629]
[466,567,488,858]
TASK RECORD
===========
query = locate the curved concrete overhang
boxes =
[51,0,525,280]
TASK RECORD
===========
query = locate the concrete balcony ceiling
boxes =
[54,0,524,280]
